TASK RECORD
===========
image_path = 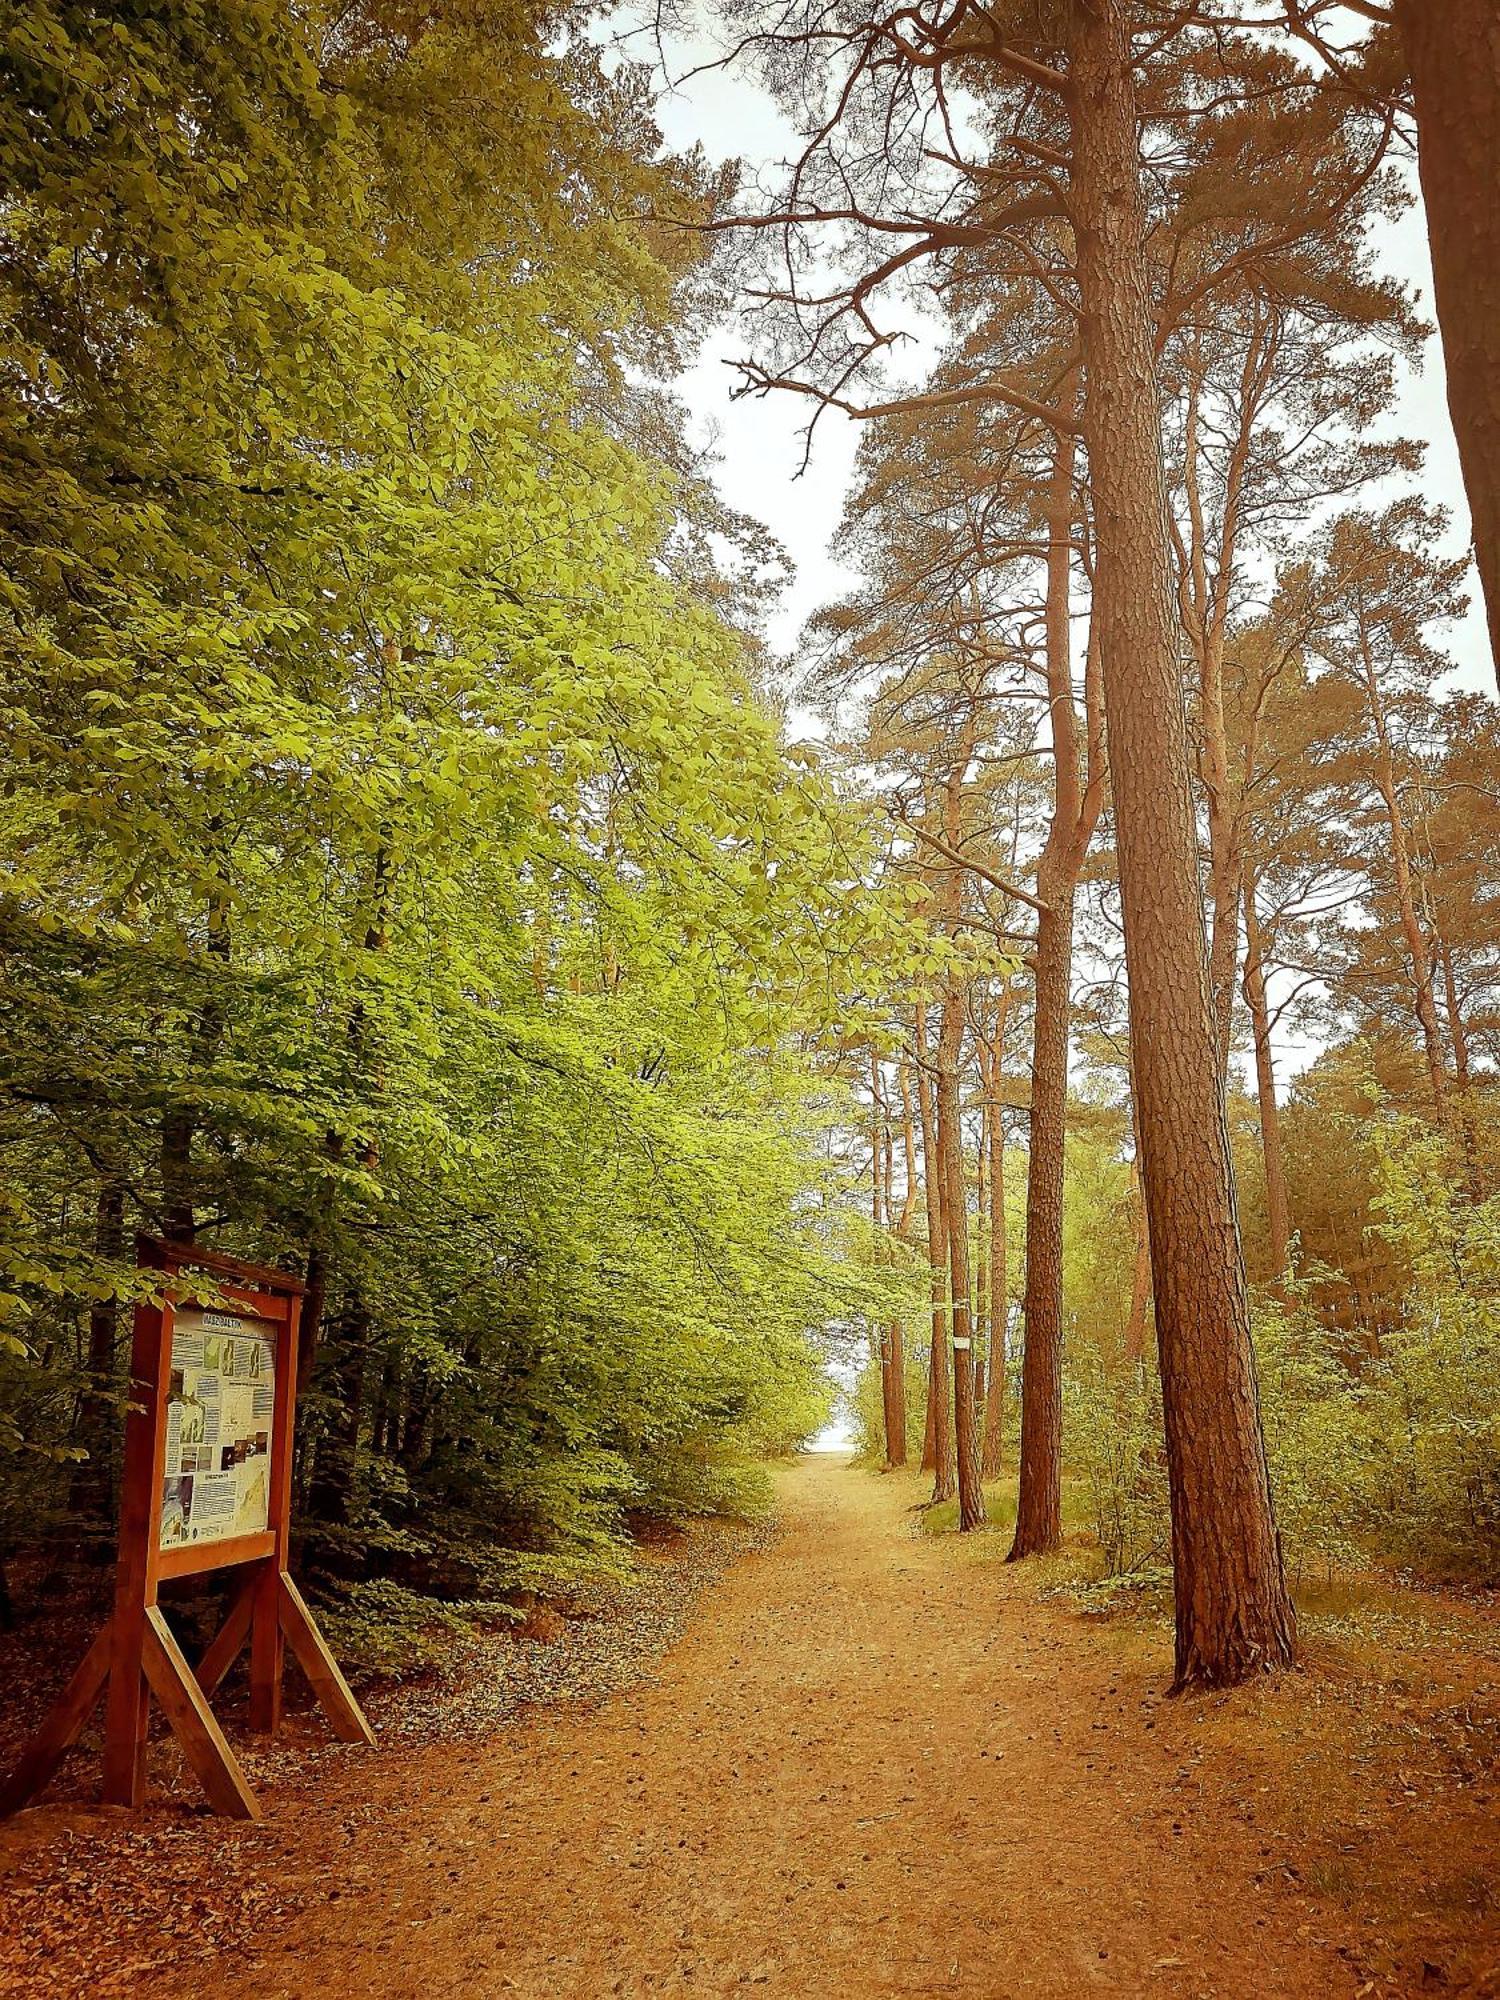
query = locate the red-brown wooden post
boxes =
[250,1291,300,1733]
[101,1242,177,1806]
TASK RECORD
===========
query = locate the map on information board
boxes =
[159,1306,276,1550]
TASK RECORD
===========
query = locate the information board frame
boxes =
[0,1237,373,1821]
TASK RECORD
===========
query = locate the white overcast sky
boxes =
[645,48,1495,703]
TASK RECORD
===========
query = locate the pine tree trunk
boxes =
[1397,0,1500,690]
[1242,874,1291,1280]
[884,1318,909,1468]
[1124,1165,1151,1366]
[920,1349,938,1474]
[1439,938,1472,1093]
[975,1096,989,1405]
[1179,341,1257,1078]
[883,1062,914,1468]
[1206,801,1243,1081]
[869,1060,896,1466]
[980,1012,1009,1481]
[1010,889,1073,1557]
[1011,427,1084,1560]
[1437,935,1487,1198]
[915,1008,955,1502]
[871,1058,909,1466]
[1064,0,1295,1688]
[1368,716,1448,1108]
[938,983,986,1530]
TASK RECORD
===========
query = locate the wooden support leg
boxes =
[101,1600,150,1809]
[142,1606,260,1820]
[196,1573,257,1698]
[277,1573,375,1745]
[248,1559,283,1735]
[0,1623,113,1817]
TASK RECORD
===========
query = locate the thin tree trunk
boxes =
[1367,709,1448,1108]
[885,1319,909,1467]
[372,1351,399,1458]
[871,1054,908,1467]
[1439,938,1473,1094]
[1397,0,1500,691]
[975,1091,989,1410]
[1124,1165,1151,1366]
[1010,889,1073,1558]
[1436,931,1486,1195]
[1011,428,1089,1560]
[1064,0,1295,1688]
[883,1060,916,1469]
[1242,873,1292,1281]
[1177,328,1261,1077]
[306,1289,371,1530]
[305,835,391,1525]
[980,1002,1009,1481]
[914,1006,955,1502]
[400,1368,431,1474]
[938,979,985,1531]
[69,1179,127,1522]
[920,1351,938,1474]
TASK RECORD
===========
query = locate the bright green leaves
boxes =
[0,0,903,1612]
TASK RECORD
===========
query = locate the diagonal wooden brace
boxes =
[142,1606,260,1819]
[0,1622,113,1817]
[195,1572,258,1698]
[278,1573,375,1744]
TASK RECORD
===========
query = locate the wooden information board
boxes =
[0,1237,373,1820]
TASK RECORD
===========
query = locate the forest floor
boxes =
[3,1455,1500,1999]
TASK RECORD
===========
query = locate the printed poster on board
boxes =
[159,1306,276,1549]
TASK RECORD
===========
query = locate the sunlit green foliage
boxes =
[0,0,910,1658]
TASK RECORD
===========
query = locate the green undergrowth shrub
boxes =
[318,1578,517,1681]
[1064,1349,1169,1577]
[1349,1114,1500,1578]
[632,1449,779,1524]
[1054,1108,1500,1603]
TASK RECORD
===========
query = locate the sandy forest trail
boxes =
[105,1453,1488,2000]
[6,1456,1496,1998]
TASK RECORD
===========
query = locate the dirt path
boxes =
[8,1457,1499,1998]
[141,1457,1490,1999]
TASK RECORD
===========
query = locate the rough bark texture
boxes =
[1065,0,1295,1688]
[1009,892,1072,1558]
[1398,0,1500,689]
[1242,874,1291,1280]
[1123,1166,1152,1367]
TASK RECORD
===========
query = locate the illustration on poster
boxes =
[159,1306,277,1549]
